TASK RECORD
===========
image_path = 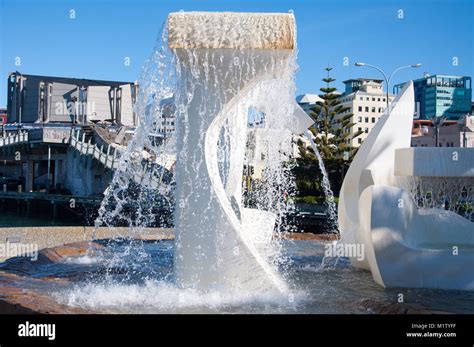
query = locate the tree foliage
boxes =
[294,67,362,197]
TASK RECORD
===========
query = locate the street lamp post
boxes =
[431,115,447,147]
[355,62,421,111]
[462,114,469,148]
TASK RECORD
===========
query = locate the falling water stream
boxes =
[55,13,301,308]
[304,130,338,232]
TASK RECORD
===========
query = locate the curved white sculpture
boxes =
[339,81,474,290]
[169,12,312,293]
[339,82,415,271]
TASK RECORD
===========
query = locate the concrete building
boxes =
[394,74,472,120]
[156,96,176,135]
[7,72,138,126]
[337,78,394,147]
[244,107,301,181]
[411,115,474,148]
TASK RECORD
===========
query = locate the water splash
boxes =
[56,280,304,313]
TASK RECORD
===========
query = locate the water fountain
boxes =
[0,11,473,314]
[338,81,474,290]
[168,12,313,293]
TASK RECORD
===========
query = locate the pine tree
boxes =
[310,67,360,160]
[294,67,362,197]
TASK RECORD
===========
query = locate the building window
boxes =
[378,98,380,101]
[372,107,376,112]
[358,106,362,112]
[372,97,375,101]
[371,117,376,123]
[360,97,363,100]
[382,98,385,102]
[365,107,369,112]
[358,116,362,122]
[358,138,362,144]
[366,97,369,101]
[365,117,369,123]
[365,127,369,133]
[358,127,362,132]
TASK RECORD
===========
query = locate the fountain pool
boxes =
[1,238,472,314]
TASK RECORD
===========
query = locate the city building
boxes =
[337,78,394,147]
[7,72,138,126]
[158,96,175,135]
[0,108,6,125]
[296,94,322,113]
[145,95,176,137]
[394,74,472,120]
[411,115,474,148]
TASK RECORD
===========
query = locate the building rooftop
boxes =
[342,78,384,84]
[394,74,472,88]
[296,94,322,104]
[339,90,394,98]
[9,71,135,87]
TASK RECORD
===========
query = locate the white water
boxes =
[81,12,303,305]
[304,130,338,232]
[57,280,305,313]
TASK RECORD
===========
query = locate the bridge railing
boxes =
[69,129,122,170]
[0,130,28,147]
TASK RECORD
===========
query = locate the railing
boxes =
[69,129,122,170]
[69,129,173,189]
[0,130,28,147]
[0,127,170,190]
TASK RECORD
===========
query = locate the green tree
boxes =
[294,67,362,197]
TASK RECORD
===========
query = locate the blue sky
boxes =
[0,0,472,107]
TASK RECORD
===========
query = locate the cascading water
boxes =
[303,130,338,232]
[58,12,311,309]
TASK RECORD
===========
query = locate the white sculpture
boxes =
[168,12,312,293]
[339,81,474,290]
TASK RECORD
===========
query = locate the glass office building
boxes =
[394,75,472,120]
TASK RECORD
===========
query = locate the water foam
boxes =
[57,280,305,313]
